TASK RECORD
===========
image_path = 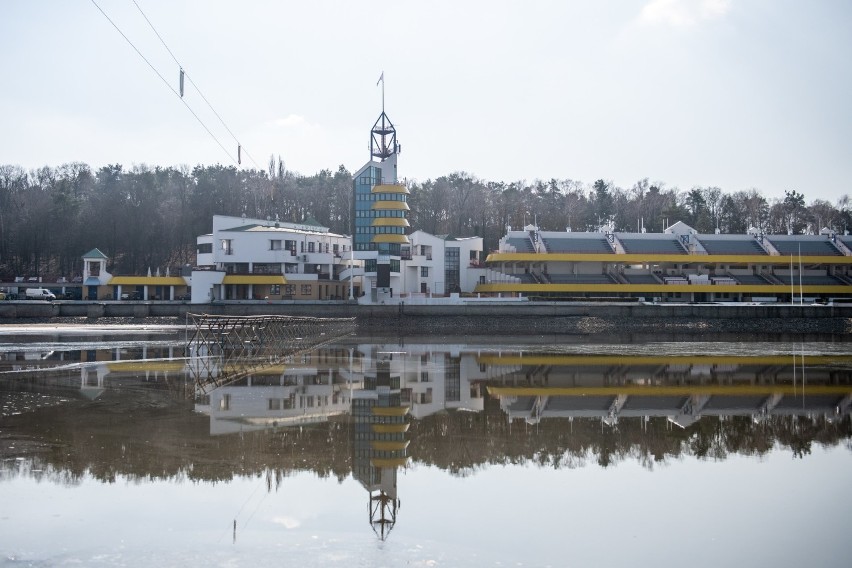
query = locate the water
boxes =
[1,323,850,567]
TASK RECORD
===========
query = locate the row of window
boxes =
[269,240,346,254]
[355,226,406,234]
[355,193,407,201]
[355,210,406,218]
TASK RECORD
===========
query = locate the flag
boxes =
[376,71,384,86]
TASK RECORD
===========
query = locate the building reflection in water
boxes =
[4,342,852,539]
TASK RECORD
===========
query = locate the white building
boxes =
[400,231,484,297]
[192,214,357,303]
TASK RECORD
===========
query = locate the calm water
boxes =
[1,323,850,567]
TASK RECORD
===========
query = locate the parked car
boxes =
[121,291,141,300]
[177,293,192,300]
[25,288,56,300]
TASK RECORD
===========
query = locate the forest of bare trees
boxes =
[1,159,850,279]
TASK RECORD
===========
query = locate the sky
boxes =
[1,0,850,203]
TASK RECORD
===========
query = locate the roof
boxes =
[81,247,108,259]
[301,216,324,227]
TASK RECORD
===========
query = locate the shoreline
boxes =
[2,301,851,337]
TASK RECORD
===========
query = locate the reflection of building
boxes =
[351,350,408,539]
[480,353,852,427]
[193,350,353,435]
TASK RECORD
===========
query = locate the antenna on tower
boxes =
[370,72,399,163]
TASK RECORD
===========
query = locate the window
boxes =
[421,266,429,277]
[268,399,281,410]
[333,244,339,254]
[301,284,312,295]
[308,242,315,253]
[221,239,233,255]
[197,243,213,254]
[270,284,280,295]
[270,240,282,250]
[284,284,295,296]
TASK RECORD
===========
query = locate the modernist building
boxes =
[400,231,485,296]
[352,103,410,302]
[192,214,356,302]
[476,222,852,302]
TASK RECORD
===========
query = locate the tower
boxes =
[352,76,411,302]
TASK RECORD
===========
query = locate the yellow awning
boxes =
[487,385,852,398]
[372,423,410,434]
[222,275,287,285]
[371,183,410,195]
[107,361,187,372]
[372,217,410,227]
[370,457,409,468]
[372,201,410,211]
[372,234,410,244]
[485,252,852,265]
[476,354,852,367]
[370,440,410,451]
[109,276,187,285]
[371,406,410,417]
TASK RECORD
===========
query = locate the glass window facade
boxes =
[445,246,460,293]
[352,166,408,255]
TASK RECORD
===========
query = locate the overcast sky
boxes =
[2,0,850,203]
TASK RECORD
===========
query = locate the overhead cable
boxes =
[131,0,261,170]
[90,0,239,166]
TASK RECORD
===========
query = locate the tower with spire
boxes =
[351,73,411,302]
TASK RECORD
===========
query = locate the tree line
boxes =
[1,160,850,278]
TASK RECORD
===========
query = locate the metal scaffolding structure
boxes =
[185,313,355,392]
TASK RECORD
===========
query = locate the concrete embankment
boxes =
[1,300,851,336]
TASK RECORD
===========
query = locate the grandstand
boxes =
[547,274,616,284]
[505,236,534,252]
[766,236,843,256]
[616,235,687,255]
[623,274,660,285]
[482,223,852,303]
[696,237,767,255]
[543,236,613,254]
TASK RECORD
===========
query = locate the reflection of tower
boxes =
[352,353,409,539]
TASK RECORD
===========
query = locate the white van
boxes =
[25,288,56,300]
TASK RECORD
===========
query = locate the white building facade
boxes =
[192,215,357,303]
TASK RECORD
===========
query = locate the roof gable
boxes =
[82,247,108,259]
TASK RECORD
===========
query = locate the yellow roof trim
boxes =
[109,276,187,285]
[372,234,410,244]
[477,354,852,367]
[486,252,852,265]
[371,406,410,417]
[222,275,287,285]
[372,217,410,227]
[487,385,852,397]
[372,201,410,211]
[370,457,409,468]
[370,440,410,451]
[107,361,186,372]
[473,283,851,294]
[372,184,410,195]
[372,423,410,434]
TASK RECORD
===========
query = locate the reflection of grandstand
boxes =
[480,353,852,427]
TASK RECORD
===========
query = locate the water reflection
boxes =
[1,334,852,552]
